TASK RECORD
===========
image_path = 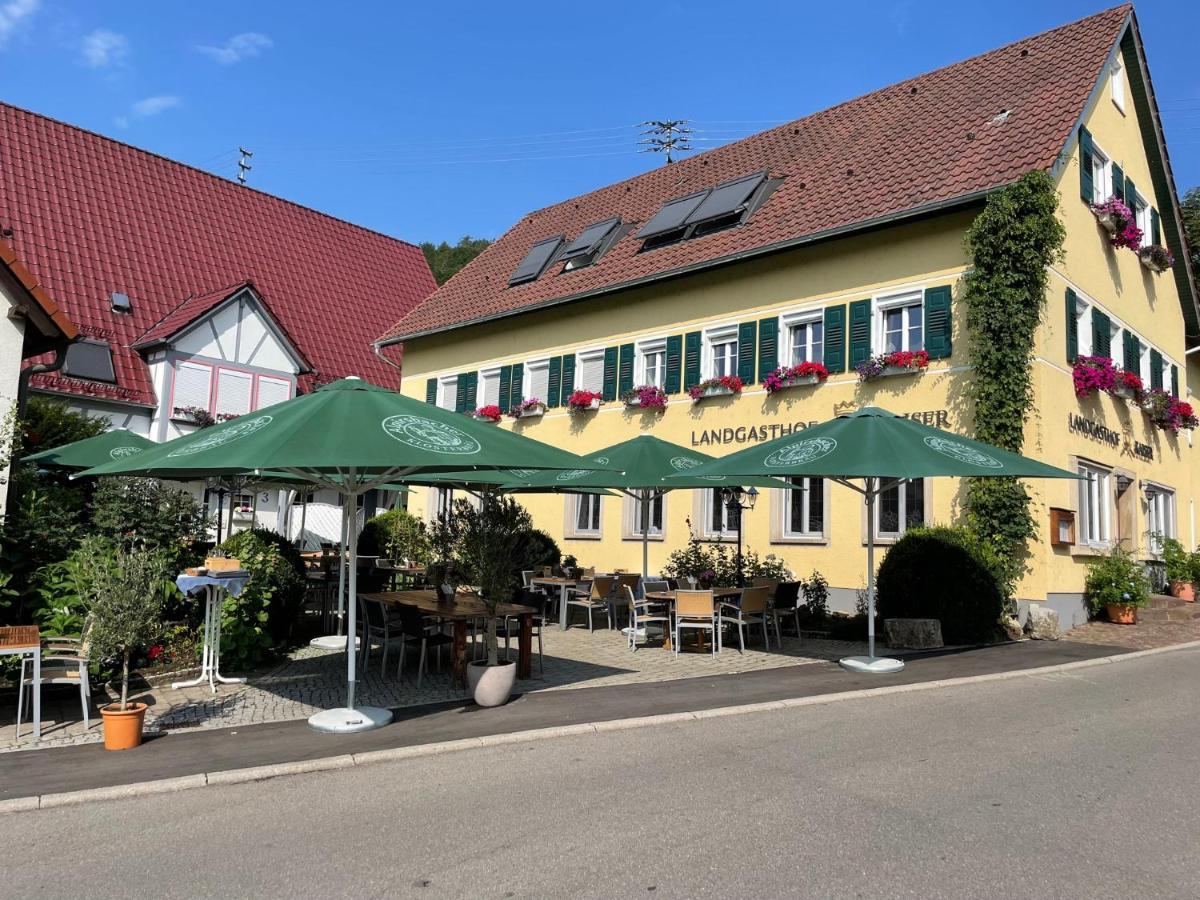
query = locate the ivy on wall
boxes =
[962,171,1066,595]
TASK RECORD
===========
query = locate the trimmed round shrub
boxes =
[875,526,1006,644]
[358,508,429,562]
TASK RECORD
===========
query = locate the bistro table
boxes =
[644,587,742,652]
[531,577,588,629]
[364,590,536,688]
[372,563,427,590]
[1,625,41,740]
[172,572,251,693]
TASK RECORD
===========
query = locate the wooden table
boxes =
[373,564,427,590]
[531,577,587,629]
[644,588,741,652]
[364,590,535,688]
[1,625,41,739]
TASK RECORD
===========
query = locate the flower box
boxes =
[1110,383,1137,401]
[1091,197,1142,250]
[516,405,545,419]
[473,404,503,423]
[1138,244,1174,274]
[472,414,499,423]
[566,390,604,415]
[701,385,733,398]
[881,365,922,378]
[763,362,829,395]
[688,375,744,401]
[509,399,546,419]
[621,385,668,411]
[856,351,929,382]
[1095,212,1119,235]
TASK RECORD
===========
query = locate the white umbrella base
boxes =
[308,706,393,733]
[309,635,360,650]
[839,655,905,675]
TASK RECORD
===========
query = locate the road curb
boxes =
[6,639,1198,814]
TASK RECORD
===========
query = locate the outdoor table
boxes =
[1,625,41,740]
[173,572,252,693]
[373,563,426,590]
[644,588,742,652]
[365,589,535,688]
[532,577,587,629]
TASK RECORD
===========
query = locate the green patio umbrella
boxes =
[22,428,154,471]
[80,377,620,733]
[670,407,1081,674]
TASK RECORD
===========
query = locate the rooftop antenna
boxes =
[237,147,253,184]
[638,120,693,165]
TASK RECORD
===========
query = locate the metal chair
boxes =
[765,581,803,644]
[720,586,772,652]
[566,576,615,631]
[358,595,405,676]
[624,584,670,651]
[18,634,92,736]
[673,590,719,657]
[612,573,641,626]
[395,605,453,688]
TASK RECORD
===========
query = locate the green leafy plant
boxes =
[215,527,306,666]
[1084,547,1151,615]
[962,170,1066,594]
[744,551,792,583]
[1161,537,1192,584]
[90,477,208,569]
[800,571,830,623]
[358,509,431,563]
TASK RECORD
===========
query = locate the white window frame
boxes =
[782,311,825,367]
[1090,142,1112,204]
[783,477,825,539]
[624,491,665,540]
[575,347,605,394]
[1111,58,1126,114]
[1145,483,1175,554]
[567,493,603,539]
[1078,461,1113,549]
[703,325,739,380]
[701,487,740,540]
[636,337,667,389]
[436,375,458,411]
[524,358,550,404]
[874,290,924,355]
[479,367,501,408]
[873,478,927,540]
[1132,190,1150,237]
[1075,295,1094,358]
[1139,341,1151,385]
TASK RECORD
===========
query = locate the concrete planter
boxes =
[515,405,545,419]
[467,660,517,707]
[1095,211,1119,234]
[881,365,923,378]
[774,374,822,391]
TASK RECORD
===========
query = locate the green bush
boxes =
[90,477,208,570]
[1161,537,1193,584]
[217,528,307,666]
[1084,547,1151,615]
[875,525,1007,644]
[358,508,429,562]
[511,528,561,584]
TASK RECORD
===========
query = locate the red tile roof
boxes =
[132,282,254,351]
[0,236,77,341]
[0,103,436,406]
[380,5,1131,344]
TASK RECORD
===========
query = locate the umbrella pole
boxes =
[865,478,876,660]
[346,490,358,710]
[641,491,650,580]
[336,501,349,636]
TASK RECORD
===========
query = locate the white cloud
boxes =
[115,94,181,128]
[81,28,128,68]
[889,0,912,36]
[0,0,40,48]
[196,31,272,65]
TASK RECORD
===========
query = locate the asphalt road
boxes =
[3,648,1198,899]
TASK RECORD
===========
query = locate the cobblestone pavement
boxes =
[1063,607,1200,650]
[0,625,866,753]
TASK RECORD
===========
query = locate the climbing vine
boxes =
[962,171,1066,593]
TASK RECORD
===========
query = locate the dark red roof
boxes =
[380,5,1130,344]
[0,103,436,406]
[0,236,77,341]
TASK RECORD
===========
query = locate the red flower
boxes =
[566,390,604,413]
[148,645,165,661]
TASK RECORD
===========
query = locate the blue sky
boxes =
[1,1,1197,245]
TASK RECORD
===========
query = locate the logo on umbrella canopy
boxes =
[109,446,143,460]
[922,436,1003,469]
[168,415,274,457]
[555,456,608,482]
[381,416,481,455]
[763,437,837,469]
[669,455,726,481]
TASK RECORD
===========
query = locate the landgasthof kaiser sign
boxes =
[690,409,951,448]
[1067,412,1153,461]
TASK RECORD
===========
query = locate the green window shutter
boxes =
[498,365,512,412]
[1150,349,1163,391]
[454,373,468,413]
[737,321,757,383]
[546,356,562,407]
[424,378,437,405]
[618,343,635,396]
[664,335,683,393]
[560,355,575,396]
[1110,163,1124,204]
[683,331,702,390]
[1171,364,1179,399]
[757,316,779,380]
[602,346,618,401]
[1122,331,1139,374]
[923,286,952,360]
[463,371,478,410]
[1151,208,1161,246]
[1078,126,1094,203]
[1065,289,1078,363]
[1124,176,1136,212]
[510,363,524,403]
[848,299,872,369]
[1091,309,1111,360]
[823,305,846,373]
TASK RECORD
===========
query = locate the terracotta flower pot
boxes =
[1169,580,1196,602]
[1105,604,1137,625]
[467,660,516,707]
[100,702,147,751]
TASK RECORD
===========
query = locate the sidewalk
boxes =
[0,639,1127,802]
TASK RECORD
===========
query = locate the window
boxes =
[784,477,824,537]
[479,368,501,407]
[705,488,740,539]
[508,236,564,286]
[1139,342,1151,386]
[1075,298,1094,358]
[560,218,620,271]
[1111,58,1126,113]
[215,369,253,419]
[571,494,602,537]
[637,339,667,389]
[705,327,738,379]
[875,479,925,539]
[1078,462,1112,548]
[434,488,454,522]
[173,361,213,413]
[1090,144,1112,204]
[631,493,664,537]
[786,317,824,366]
[1145,484,1175,553]
[876,292,923,354]
[436,375,457,411]
[62,340,116,383]
[525,360,549,403]
[576,349,604,393]
[1133,192,1150,236]
[255,376,291,410]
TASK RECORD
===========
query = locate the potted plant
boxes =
[622,384,668,411]
[1137,243,1174,274]
[509,397,546,419]
[473,404,503,423]
[1108,368,1144,402]
[1084,546,1150,625]
[764,361,829,394]
[173,405,216,428]
[856,350,929,382]
[1161,537,1195,602]
[81,542,174,750]
[1071,356,1117,398]
[1142,389,1198,434]
[1091,197,1142,249]
[566,389,604,414]
[689,374,744,401]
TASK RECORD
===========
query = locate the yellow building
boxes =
[377,6,1199,627]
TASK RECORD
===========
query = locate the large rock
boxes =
[1025,606,1061,641]
[884,618,943,650]
[1000,615,1024,642]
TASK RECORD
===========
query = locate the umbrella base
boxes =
[309,635,360,651]
[308,706,392,733]
[839,655,905,675]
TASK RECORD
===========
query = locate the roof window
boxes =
[62,339,116,383]
[559,218,621,271]
[508,236,564,286]
[637,171,770,250]
[110,291,132,313]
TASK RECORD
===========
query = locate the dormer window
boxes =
[62,339,116,383]
[559,218,620,272]
[637,171,770,251]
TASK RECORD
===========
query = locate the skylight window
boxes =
[559,218,620,271]
[635,191,710,241]
[636,171,770,250]
[508,235,564,286]
[685,171,766,229]
[62,339,116,383]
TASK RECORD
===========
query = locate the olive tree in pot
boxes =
[448,493,533,706]
[83,542,174,750]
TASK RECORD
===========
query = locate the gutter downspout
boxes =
[16,337,71,418]
[373,342,404,379]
